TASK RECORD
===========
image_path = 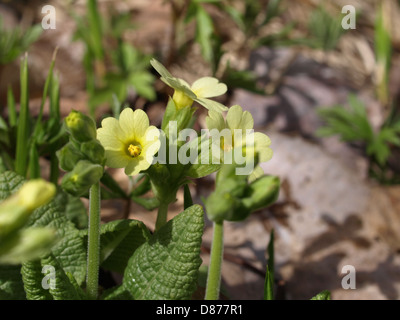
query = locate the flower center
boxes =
[221,135,234,152]
[127,143,142,158]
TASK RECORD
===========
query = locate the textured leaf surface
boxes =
[64,195,88,230]
[123,205,204,300]
[0,171,25,201]
[0,172,26,299]
[81,219,151,274]
[311,290,331,300]
[21,260,52,300]
[42,254,82,300]
[21,254,84,300]
[0,171,87,286]
[24,191,87,285]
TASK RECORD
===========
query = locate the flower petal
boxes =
[248,166,264,182]
[206,111,226,132]
[191,77,227,98]
[239,110,254,131]
[195,97,228,113]
[119,108,149,141]
[226,105,244,130]
[124,157,151,176]
[150,59,174,80]
[104,149,130,169]
[254,132,273,162]
[97,117,125,148]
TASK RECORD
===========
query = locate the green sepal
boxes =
[162,98,196,136]
[64,110,97,143]
[80,139,105,165]
[61,160,104,197]
[56,142,84,172]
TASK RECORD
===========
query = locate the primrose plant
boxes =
[0,59,279,300]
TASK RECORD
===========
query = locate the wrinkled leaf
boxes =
[123,205,204,300]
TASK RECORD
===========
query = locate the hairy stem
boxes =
[155,202,169,232]
[86,182,101,299]
[205,220,224,300]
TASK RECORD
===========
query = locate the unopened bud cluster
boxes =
[204,162,280,222]
[58,110,105,197]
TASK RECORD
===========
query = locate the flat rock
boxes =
[203,130,400,300]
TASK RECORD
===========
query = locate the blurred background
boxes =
[0,0,400,299]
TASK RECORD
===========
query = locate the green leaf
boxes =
[264,229,274,300]
[21,260,52,300]
[131,196,160,211]
[0,265,25,300]
[0,171,25,200]
[311,290,331,300]
[0,171,87,285]
[64,195,88,230]
[81,219,151,274]
[264,265,274,300]
[123,205,204,299]
[15,55,30,177]
[129,71,156,101]
[22,254,84,300]
[195,5,215,64]
[101,284,133,300]
[42,254,83,300]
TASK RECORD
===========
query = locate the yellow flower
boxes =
[16,180,56,211]
[150,59,228,112]
[97,108,161,176]
[206,105,273,180]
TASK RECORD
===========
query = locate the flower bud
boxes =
[0,228,56,264]
[204,191,237,223]
[16,179,56,212]
[61,160,103,196]
[242,175,280,213]
[80,139,105,165]
[57,142,84,172]
[64,110,97,143]
[0,180,56,240]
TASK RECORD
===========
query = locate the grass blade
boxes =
[264,229,275,300]
[15,54,30,176]
[7,86,17,127]
[32,48,58,139]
